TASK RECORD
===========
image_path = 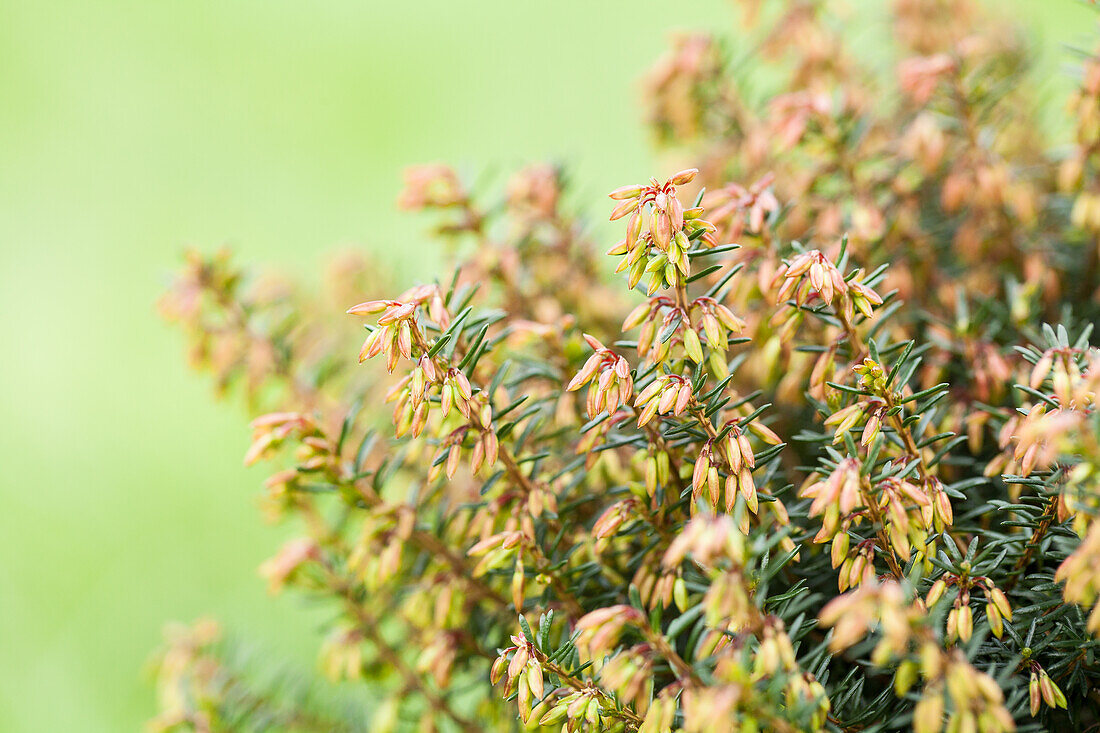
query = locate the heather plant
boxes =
[152,1,1100,731]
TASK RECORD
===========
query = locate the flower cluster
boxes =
[567,334,634,419]
[607,169,718,294]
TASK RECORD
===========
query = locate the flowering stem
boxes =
[858,477,906,580]
[836,309,866,359]
[632,407,684,539]
[531,649,644,729]
[644,629,702,685]
[673,275,691,314]
[689,402,720,441]
[318,562,481,733]
[343,473,510,608]
[410,320,588,616]
[1004,493,1060,592]
[881,390,941,506]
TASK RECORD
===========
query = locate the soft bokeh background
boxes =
[0,1,1094,729]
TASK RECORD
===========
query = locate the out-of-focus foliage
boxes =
[148,619,370,732]
[156,1,1100,731]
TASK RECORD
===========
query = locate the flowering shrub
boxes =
[151,1,1100,731]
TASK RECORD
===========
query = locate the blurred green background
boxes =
[0,1,1094,729]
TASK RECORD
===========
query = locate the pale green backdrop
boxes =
[0,1,1094,729]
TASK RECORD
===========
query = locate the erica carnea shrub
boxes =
[152,1,1100,731]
